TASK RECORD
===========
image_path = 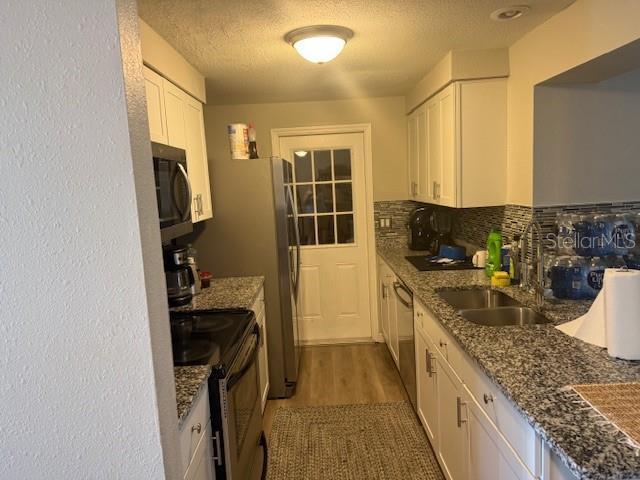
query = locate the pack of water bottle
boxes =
[550,212,639,299]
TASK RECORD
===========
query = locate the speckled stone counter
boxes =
[172,275,264,312]
[172,276,264,427]
[175,365,211,428]
[377,240,640,480]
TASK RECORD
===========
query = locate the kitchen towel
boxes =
[603,268,640,360]
[557,268,640,359]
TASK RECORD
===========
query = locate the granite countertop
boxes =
[378,240,640,480]
[172,276,265,427]
[171,275,265,312]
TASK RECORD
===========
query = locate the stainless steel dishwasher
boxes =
[393,279,416,411]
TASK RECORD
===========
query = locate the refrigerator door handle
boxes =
[286,185,301,297]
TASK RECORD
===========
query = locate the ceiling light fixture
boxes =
[284,25,354,64]
[490,5,531,21]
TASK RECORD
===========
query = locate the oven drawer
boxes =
[179,383,210,474]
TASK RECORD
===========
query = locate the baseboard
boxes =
[300,336,379,346]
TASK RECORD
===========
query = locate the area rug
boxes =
[267,402,444,480]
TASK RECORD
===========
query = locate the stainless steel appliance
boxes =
[152,142,193,242]
[393,279,416,411]
[170,309,266,480]
[163,245,195,307]
[196,157,301,398]
[407,207,434,251]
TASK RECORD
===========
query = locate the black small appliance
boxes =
[429,210,454,253]
[163,245,194,307]
[407,207,434,251]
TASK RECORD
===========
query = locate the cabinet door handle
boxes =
[483,393,494,404]
[428,352,436,377]
[439,340,447,348]
[456,396,468,428]
[425,348,431,375]
[191,422,202,434]
[212,430,223,466]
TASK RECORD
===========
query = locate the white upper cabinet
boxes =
[407,78,507,208]
[163,78,187,150]
[143,65,213,223]
[143,67,168,145]
[183,94,213,222]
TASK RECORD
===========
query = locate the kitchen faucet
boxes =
[520,220,545,307]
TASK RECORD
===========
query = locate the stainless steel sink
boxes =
[438,289,522,310]
[459,307,551,327]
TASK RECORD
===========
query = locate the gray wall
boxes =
[0,1,179,477]
[534,68,640,206]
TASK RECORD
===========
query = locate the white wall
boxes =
[204,96,407,200]
[534,68,640,206]
[0,1,180,478]
[405,49,509,113]
[507,0,640,206]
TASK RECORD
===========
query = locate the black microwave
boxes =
[151,142,193,242]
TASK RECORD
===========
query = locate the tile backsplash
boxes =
[374,201,532,249]
[374,200,640,252]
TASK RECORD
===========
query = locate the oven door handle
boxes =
[227,330,259,390]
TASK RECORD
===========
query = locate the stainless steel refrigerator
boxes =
[195,157,301,398]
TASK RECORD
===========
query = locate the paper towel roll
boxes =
[604,268,640,360]
[556,292,606,348]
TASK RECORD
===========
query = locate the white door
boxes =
[277,133,372,343]
[416,328,439,444]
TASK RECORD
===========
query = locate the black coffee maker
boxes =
[163,245,195,307]
[407,207,434,251]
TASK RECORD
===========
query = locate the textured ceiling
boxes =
[138,0,575,105]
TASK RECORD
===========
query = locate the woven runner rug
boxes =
[267,402,444,480]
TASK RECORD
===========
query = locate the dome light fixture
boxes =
[490,5,531,21]
[284,25,354,64]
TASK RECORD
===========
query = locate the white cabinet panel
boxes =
[406,78,507,208]
[416,326,439,444]
[183,94,213,222]
[465,390,536,480]
[184,420,215,480]
[436,351,468,480]
[179,384,211,476]
[163,78,187,149]
[143,66,168,144]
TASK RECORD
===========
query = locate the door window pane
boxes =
[315,184,334,213]
[335,183,353,212]
[296,184,314,213]
[314,150,332,181]
[337,214,354,244]
[317,215,335,244]
[334,149,351,180]
[294,151,312,182]
[298,217,316,245]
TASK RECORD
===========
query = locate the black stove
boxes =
[169,309,255,373]
[405,255,480,272]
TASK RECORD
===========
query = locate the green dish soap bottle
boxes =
[485,229,502,278]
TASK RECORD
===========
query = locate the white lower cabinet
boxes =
[377,256,399,367]
[436,351,468,480]
[465,389,535,480]
[179,384,215,480]
[414,298,540,480]
[415,327,438,443]
[184,420,215,480]
[251,287,269,413]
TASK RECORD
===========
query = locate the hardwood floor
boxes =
[263,342,409,436]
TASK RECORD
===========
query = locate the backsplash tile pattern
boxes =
[373,200,422,240]
[374,201,533,249]
[374,200,640,252]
